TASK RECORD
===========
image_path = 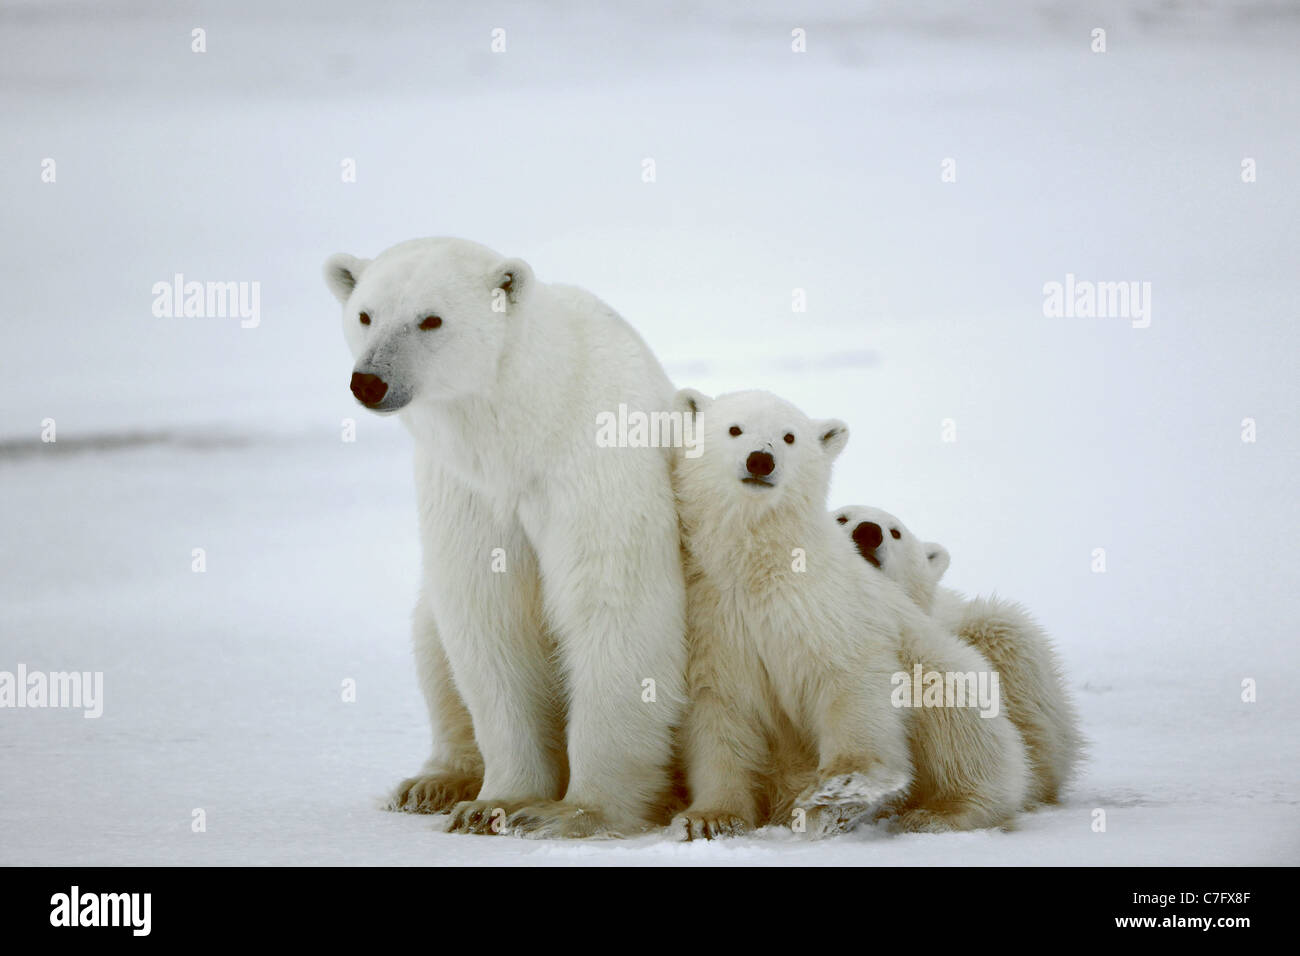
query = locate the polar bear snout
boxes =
[350,371,390,408]
[741,450,778,488]
[745,450,775,478]
[852,521,884,567]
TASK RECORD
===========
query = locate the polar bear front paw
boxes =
[387,771,482,814]
[506,802,622,840]
[798,766,910,812]
[800,803,878,838]
[445,799,522,834]
[671,809,750,842]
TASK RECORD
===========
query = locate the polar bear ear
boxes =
[815,419,849,459]
[324,254,370,303]
[495,258,533,306]
[925,543,951,581]
[674,388,712,416]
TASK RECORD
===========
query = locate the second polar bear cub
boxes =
[671,389,1028,839]
[835,505,1083,807]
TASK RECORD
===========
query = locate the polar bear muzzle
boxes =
[852,521,884,567]
[743,450,776,485]
[350,371,389,408]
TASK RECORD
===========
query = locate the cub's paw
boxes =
[507,802,622,840]
[387,771,482,814]
[798,766,910,812]
[446,799,518,834]
[800,803,873,839]
[671,809,750,842]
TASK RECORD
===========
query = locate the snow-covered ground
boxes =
[1,0,1297,865]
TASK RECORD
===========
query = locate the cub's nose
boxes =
[350,371,389,407]
[746,450,775,477]
[852,521,884,566]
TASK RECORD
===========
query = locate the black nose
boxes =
[852,521,883,566]
[746,450,775,477]
[350,371,389,407]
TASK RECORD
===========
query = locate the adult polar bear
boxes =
[324,238,686,838]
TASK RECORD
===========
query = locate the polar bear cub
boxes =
[671,389,1028,839]
[835,505,1083,807]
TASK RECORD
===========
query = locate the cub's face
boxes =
[323,239,532,413]
[674,389,848,514]
[834,504,950,612]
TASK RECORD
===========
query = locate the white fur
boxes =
[326,238,686,837]
[670,390,1028,840]
[834,504,1084,807]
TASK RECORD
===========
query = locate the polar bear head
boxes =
[673,388,848,518]
[324,238,533,413]
[833,504,950,613]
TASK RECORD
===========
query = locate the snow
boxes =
[1,1,1297,865]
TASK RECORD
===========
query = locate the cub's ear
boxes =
[674,388,712,416]
[324,253,370,303]
[495,258,533,306]
[815,419,849,459]
[925,543,951,581]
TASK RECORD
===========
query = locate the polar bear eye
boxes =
[359,312,371,325]
[836,515,848,524]
[728,425,742,437]
[890,528,902,539]
[419,315,442,330]
[784,433,795,444]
